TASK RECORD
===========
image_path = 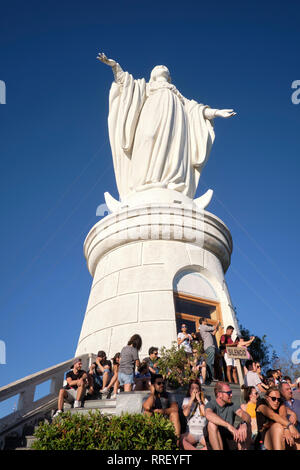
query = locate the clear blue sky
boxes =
[1,0,300,390]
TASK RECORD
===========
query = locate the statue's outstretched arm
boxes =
[97,52,125,84]
[204,108,237,120]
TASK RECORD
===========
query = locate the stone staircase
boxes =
[68,397,117,416]
[5,381,242,450]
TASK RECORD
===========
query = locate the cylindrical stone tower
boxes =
[75,189,238,359]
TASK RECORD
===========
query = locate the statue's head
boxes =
[150,65,171,83]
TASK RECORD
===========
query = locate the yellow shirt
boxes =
[246,401,256,419]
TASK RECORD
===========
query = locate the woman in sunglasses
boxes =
[256,386,300,450]
[177,324,193,355]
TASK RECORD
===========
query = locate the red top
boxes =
[220,334,234,352]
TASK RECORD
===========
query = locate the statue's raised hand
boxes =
[97,52,117,67]
[215,109,237,118]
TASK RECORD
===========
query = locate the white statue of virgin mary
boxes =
[97,53,236,203]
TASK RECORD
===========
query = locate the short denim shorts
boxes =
[118,372,134,386]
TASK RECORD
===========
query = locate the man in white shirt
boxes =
[244,360,268,395]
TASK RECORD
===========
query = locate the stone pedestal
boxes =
[75,194,238,359]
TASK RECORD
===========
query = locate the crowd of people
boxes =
[53,325,300,451]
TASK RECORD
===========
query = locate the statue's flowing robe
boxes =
[108,71,215,200]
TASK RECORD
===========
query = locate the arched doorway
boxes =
[173,270,224,344]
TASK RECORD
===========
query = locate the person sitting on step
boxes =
[189,347,206,384]
[241,385,258,442]
[181,379,208,450]
[205,381,252,450]
[92,350,112,394]
[255,386,300,450]
[104,352,121,399]
[143,347,160,378]
[143,374,181,445]
[53,358,88,417]
[133,361,152,391]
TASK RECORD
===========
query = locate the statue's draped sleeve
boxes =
[108,71,146,199]
[185,100,215,194]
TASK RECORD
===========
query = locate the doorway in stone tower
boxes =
[174,293,223,345]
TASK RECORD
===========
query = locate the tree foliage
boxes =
[239,323,277,371]
[272,344,300,382]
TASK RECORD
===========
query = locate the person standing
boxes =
[118,334,142,392]
[198,319,220,384]
[177,324,193,355]
[220,326,239,384]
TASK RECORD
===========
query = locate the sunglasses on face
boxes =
[222,390,233,396]
[269,396,281,402]
[156,381,164,386]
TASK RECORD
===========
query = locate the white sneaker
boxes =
[111,394,117,399]
[53,410,63,418]
[74,400,81,408]
[100,387,108,394]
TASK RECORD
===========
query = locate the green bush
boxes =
[32,411,178,450]
[157,341,205,388]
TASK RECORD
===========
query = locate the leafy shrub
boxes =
[32,411,178,450]
[157,341,205,388]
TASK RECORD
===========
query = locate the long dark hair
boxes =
[186,379,204,400]
[186,379,205,416]
[241,385,256,403]
[128,334,142,351]
[112,352,121,365]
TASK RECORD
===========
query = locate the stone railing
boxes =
[0,353,95,448]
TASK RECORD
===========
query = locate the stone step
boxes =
[69,407,116,416]
[83,399,116,409]
[14,447,32,451]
